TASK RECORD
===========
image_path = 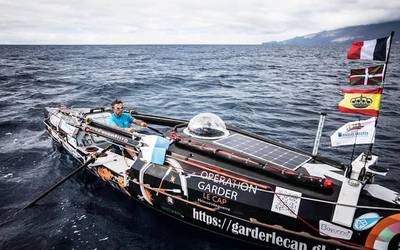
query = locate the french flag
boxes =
[347,36,390,61]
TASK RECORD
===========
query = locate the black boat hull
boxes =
[43,108,400,250]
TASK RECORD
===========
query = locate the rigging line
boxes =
[349,117,360,165]
[184,173,400,211]
[131,179,216,212]
[365,32,395,158]
[273,191,366,249]
[168,154,271,190]
[165,157,400,211]
[157,167,173,196]
[122,149,131,169]
[362,117,378,171]
[87,142,400,211]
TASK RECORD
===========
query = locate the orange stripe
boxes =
[365,214,400,248]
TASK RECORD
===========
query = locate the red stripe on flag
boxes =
[342,88,383,94]
[347,41,363,59]
[338,106,379,117]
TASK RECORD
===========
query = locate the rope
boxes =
[74,141,392,248]
[168,155,400,212]
[105,142,400,212]
[157,167,172,196]
[273,191,367,249]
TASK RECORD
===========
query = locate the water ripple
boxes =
[0,44,399,249]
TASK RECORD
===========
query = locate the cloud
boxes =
[0,0,399,44]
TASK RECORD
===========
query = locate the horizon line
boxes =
[0,43,263,46]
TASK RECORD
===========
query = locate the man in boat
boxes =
[109,99,147,132]
[109,99,147,158]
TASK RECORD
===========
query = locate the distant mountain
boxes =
[263,20,400,46]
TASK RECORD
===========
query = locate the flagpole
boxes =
[349,118,360,165]
[365,31,395,158]
[382,31,395,84]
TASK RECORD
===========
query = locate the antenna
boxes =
[312,112,327,159]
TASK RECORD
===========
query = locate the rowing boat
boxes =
[43,107,400,250]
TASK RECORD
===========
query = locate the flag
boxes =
[338,88,383,117]
[330,117,376,147]
[347,36,390,61]
[349,65,384,86]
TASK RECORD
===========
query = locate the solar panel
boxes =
[214,133,311,170]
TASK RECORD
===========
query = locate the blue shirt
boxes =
[109,113,135,128]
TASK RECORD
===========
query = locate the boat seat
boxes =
[90,149,135,175]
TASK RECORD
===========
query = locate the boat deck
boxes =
[169,142,341,202]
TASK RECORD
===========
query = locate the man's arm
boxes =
[133,119,147,127]
[109,116,136,133]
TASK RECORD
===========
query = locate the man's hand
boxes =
[127,127,136,133]
[135,119,147,127]
[140,121,147,127]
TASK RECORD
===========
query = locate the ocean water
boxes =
[0,45,399,249]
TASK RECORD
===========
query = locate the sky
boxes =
[1,0,400,44]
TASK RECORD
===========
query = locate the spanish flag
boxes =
[338,88,383,117]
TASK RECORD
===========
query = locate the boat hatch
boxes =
[214,133,312,170]
[183,113,229,139]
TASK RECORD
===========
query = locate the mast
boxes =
[365,31,395,158]
[312,112,326,159]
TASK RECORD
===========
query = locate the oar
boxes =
[16,145,112,213]
[147,126,164,136]
[0,145,111,227]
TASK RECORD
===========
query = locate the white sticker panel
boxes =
[49,115,61,127]
[319,220,353,240]
[271,187,302,218]
[59,120,78,136]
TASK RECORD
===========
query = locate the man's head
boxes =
[111,99,124,116]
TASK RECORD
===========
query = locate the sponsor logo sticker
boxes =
[271,187,302,218]
[353,212,381,231]
[319,220,353,240]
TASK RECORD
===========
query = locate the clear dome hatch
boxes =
[183,113,229,139]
